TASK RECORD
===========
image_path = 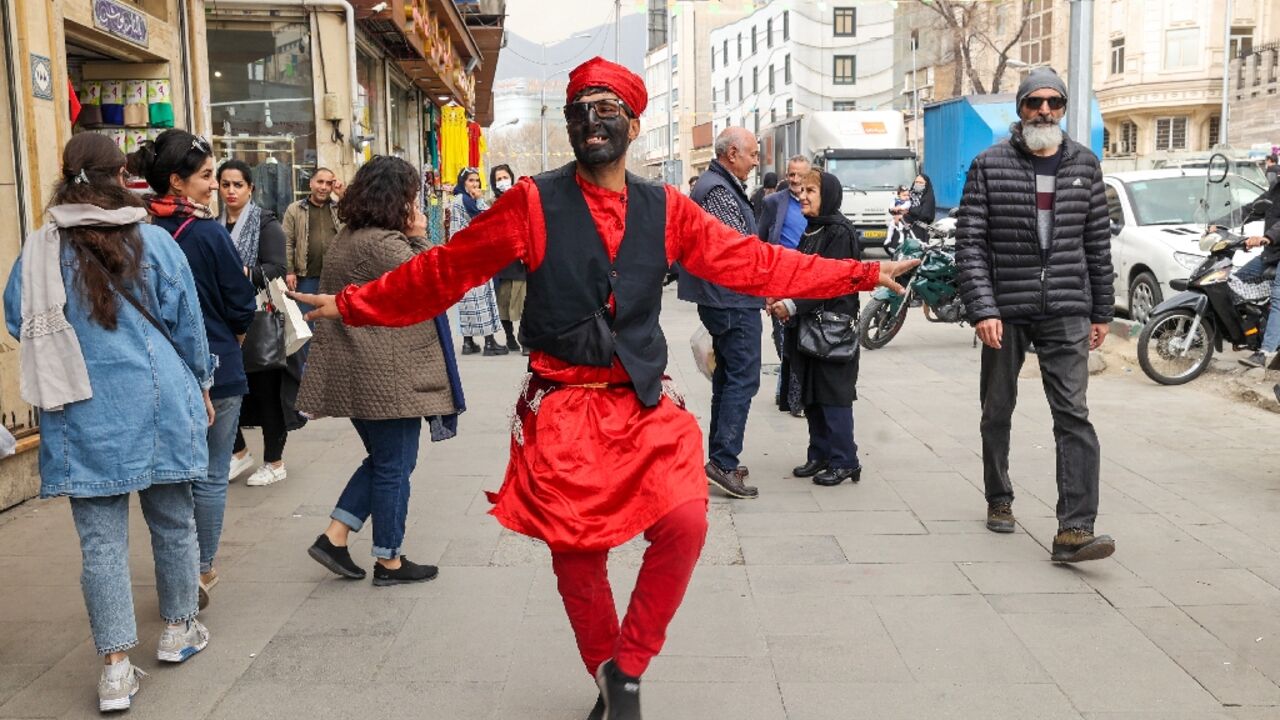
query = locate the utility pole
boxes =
[911,36,920,154]
[615,0,622,62]
[1219,0,1233,148]
[1065,0,1094,144]
[666,14,674,185]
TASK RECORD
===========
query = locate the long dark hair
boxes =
[52,133,147,330]
[126,128,213,196]
[338,156,418,231]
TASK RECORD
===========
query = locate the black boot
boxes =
[812,466,861,487]
[483,335,509,356]
[501,320,522,352]
[519,324,530,356]
[595,660,641,720]
[586,694,605,720]
[792,460,828,478]
[461,337,480,355]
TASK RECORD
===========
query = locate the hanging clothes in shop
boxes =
[440,105,469,183]
[252,159,294,217]
[467,121,482,169]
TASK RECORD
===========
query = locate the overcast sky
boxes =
[503,0,644,45]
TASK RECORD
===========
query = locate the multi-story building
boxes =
[1094,0,1279,168]
[1227,42,1280,152]
[640,0,750,183]
[708,0,896,166]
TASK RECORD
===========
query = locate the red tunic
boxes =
[336,173,881,551]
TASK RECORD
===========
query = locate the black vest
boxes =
[521,163,670,407]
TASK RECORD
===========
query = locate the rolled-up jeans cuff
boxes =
[96,639,138,656]
[370,544,398,560]
[162,609,199,627]
[330,508,365,532]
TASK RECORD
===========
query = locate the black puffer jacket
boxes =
[955,125,1114,324]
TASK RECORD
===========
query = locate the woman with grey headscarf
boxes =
[217,159,304,490]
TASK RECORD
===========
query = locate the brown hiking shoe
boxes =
[986,502,1015,533]
[1051,529,1115,563]
[705,462,759,499]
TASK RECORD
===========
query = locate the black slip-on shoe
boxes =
[308,534,366,579]
[586,694,604,720]
[372,556,439,586]
[595,660,642,720]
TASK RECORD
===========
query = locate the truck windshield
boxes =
[1126,175,1264,226]
[824,157,917,191]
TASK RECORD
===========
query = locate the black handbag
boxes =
[796,308,859,363]
[242,298,286,373]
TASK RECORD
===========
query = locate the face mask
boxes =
[496,179,512,192]
[912,183,925,192]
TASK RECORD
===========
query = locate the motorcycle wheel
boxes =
[858,297,909,350]
[1137,309,1216,385]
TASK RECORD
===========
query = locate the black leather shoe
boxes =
[586,694,604,720]
[793,460,828,478]
[307,534,366,579]
[812,466,861,487]
[705,462,759,499]
[482,335,509,356]
[461,337,480,355]
[595,660,642,720]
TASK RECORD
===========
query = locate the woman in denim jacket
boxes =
[3,133,216,712]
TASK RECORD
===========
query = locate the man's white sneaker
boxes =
[245,464,287,487]
[229,452,255,480]
[157,619,209,663]
[98,658,146,712]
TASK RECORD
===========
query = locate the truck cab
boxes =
[816,149,919,253]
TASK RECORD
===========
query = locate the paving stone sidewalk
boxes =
[2,292,1279,719]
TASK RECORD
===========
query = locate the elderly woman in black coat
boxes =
[770,170,864,487]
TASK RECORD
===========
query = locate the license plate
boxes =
[861,229,887,239]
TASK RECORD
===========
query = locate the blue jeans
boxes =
[196,395,242,574]
[70,483,199,655]
[697,306,763,471]
[331,417,422,559]
[806,404,860,470]
[1235,257,1280,353]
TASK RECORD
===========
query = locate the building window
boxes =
[1155,117,1188,151]
[1229,26,1254,59]
[738,76,744,102]
[833,55,856,85]
[712,87,717,106]
[737,33,742,60]
[833,7,856,36]
[1110,37,1125,75]
[786,98,793,116]
[770,108,777,123]
[1119,121,1137,154]
[833,100,858,111]
[725,78,730,105]
[768,64,775,94]
[751,26,758,55]
[723,40,728,67]
[1164,28,1199,69]
[1208,115,1220,147]
[671,54,678,72]
[910,29,919,51]
[752,67,758,94]
[753,109,760,134]
[766,18,773,48]
[1020,0,1053,66]
[671,87,679,106]
[1103,128,1111,153]
[785,55,791,84]
[711,47,715,71]
[783,10,789,40]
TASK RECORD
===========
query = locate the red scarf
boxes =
[146,194,213,221]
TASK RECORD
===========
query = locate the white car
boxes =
[1104,169,1267,323]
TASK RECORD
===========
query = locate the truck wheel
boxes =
[1137,309,1215,385]
[859,297,908,349]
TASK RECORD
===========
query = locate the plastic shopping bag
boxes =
[0,426,15,459]
[691,325,716,381]
[268,277,312,356]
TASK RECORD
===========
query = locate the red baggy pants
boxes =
[550,499,708,678]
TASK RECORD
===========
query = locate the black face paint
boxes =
[568,112,631,167]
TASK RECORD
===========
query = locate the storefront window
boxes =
[207,18,316,217]
[389,81,418,162]
[355,52,382,161]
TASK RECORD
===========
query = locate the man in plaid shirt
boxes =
[678,127,765,500]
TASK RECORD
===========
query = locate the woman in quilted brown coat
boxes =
[297,156,465,587]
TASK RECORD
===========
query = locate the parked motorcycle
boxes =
[1137,227,1274,385]
[858,219,965,349]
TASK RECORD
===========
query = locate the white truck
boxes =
[761,110,918,253]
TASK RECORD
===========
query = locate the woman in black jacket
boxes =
[905,173,936,241]
[217,159,306,489]
[771,170,864,487]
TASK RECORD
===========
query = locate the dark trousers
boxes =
[805,404,859,470]
[696,305,762,471]
[979,316,1101,532]
[233,372,289,463]
[330,417,422,560]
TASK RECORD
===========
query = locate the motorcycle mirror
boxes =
[1199,230,1223,252]
[1207,152,1231,185]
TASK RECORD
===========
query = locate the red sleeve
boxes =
[336,180,541,327]
[665,187,880,297]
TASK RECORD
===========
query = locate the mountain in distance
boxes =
[495,12,648,82]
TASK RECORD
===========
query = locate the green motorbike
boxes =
[858,222,966,350]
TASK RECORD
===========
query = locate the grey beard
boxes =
[1022,122,1063,152]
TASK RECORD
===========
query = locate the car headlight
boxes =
[1173,251,1205,271]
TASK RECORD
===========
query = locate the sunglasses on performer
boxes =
[1021,96,1067,111]
[563,98,632,123]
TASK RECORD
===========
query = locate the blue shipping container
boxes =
[924,94,1105,209]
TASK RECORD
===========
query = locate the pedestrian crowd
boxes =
[9,58,1277,720]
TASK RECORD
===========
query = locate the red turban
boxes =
[566,56,648,117]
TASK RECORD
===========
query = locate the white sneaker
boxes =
[229,452,255,480]
[98,658,146,712]
[245,464,287,487]
[157,619,209,663]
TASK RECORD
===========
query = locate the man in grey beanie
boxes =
[954,67,1117,563]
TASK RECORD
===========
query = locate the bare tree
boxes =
[915,0,1033,96]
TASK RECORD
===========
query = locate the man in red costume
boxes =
[295,57,914,720]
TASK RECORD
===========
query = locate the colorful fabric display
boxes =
[147,79,173,128]
[125,129,147,154]
[104,129,126,152]
[123,80,148,127]
[68,79,82,125]
[78,81,103,128]
[100,81,124,126]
